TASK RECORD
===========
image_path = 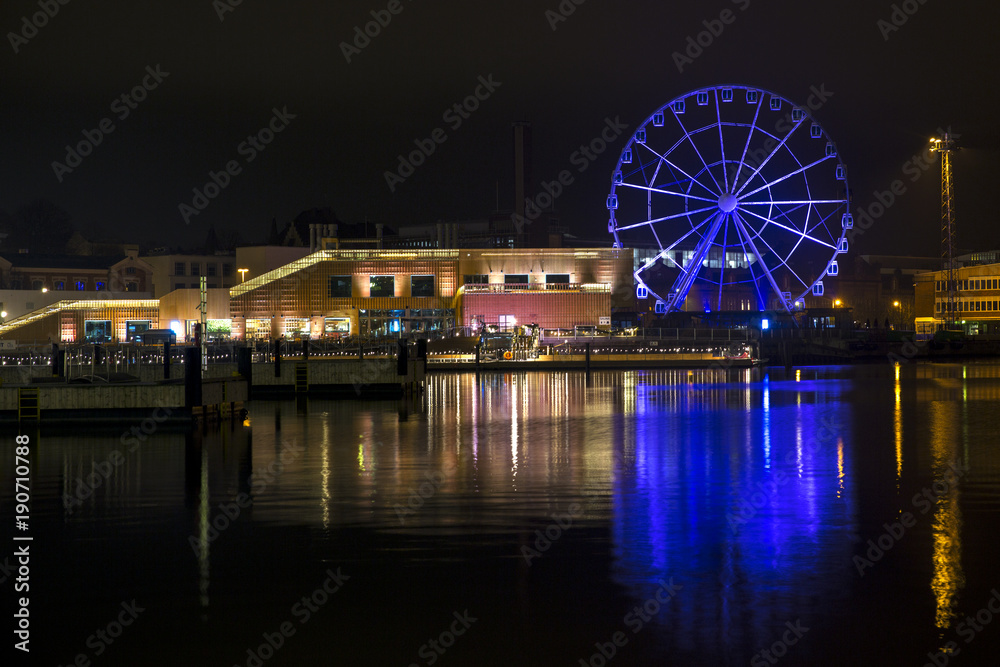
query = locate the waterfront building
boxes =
[915,260,1000,334]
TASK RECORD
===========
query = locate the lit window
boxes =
[75,281,85,291]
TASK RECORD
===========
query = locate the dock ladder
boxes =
[18,387,40,421]
[294,362,309,394]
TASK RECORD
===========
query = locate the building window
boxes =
[328,275,352,298]
[174,262,185,276]
[55,281,65,290]
[175,283,185,290]
[126,266,136,274]
[504,274,529,284]
[96,281,106,291]
[223,263,233,276]
[31,280,43,290]
[546,274,570,284]
[208,264,217,277]
[498,314,517,329]
[75,281,85,291]
[191,263,200,276]
[936,303,941,312]
[411,275,435,297]
[370,275,395,298]
[464,274,488,285]
[126,282,138,292]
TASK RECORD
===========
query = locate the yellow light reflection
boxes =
[928,401,965,631]
[511,376,519,481]
[836,439,845,498]
[894,364,902,487]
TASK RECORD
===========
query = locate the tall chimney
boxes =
[513,121,532,231]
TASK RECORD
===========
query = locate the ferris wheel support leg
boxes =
[665,213,726,313]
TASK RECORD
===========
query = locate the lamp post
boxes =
[893,300,901,331]
[238,268,249,283]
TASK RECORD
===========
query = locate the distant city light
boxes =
[761,318,769,330]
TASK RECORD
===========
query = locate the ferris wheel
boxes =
[608,85,851,314]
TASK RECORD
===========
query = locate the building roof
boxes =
[0,254,126,270]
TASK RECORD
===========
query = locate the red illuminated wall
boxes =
[462,291,609,329]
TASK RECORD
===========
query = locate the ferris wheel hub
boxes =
[718,193,738,213]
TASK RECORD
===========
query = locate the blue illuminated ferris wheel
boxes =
[608,85,851,314]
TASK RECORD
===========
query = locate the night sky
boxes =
[2,0,997,256]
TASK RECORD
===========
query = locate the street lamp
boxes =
[238,268,249,283]
[893,301,901,331]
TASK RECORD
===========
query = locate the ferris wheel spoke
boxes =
[618,182,718,204]
[717,218,731,310]
[731,97,764,193]
[637,209,719,273]
[730,219,769,311]
[735,211,810,294]
[666,213,726,311]
[740,199,848,206]
[733,117,808,198]
[635,143,719,198]
[737,154,835,201]
[738,207,838,250]
[615,204,718,232]
[731,214,793,312]
[671,111,724,195]
[715,94,730,193]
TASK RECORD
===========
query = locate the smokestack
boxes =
[513,121,532,229]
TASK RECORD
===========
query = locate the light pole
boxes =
[238,268,249,283]
[893,300,901,331]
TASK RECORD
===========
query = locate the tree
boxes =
[8,199,75,253]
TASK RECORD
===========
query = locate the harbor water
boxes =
[3,362,1000,665]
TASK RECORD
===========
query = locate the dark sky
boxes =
[2,0,997,257]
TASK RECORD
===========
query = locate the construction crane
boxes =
[930,133,959,329]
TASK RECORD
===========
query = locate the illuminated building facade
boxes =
[0,247,633,342]
[915,262,1000,334]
